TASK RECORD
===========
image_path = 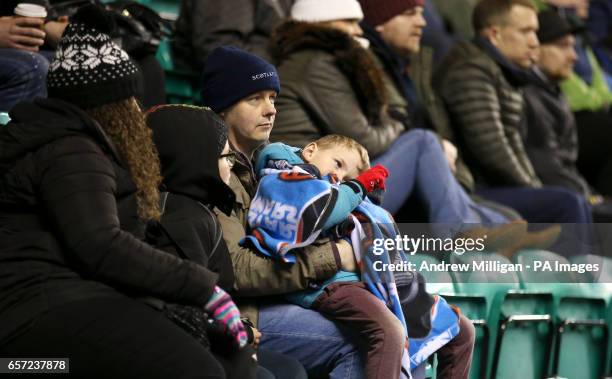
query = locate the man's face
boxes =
[302,144,363,181]
[487,5,539,69]
[221,90,277,154]
[375,6,427,56]
[538,35,577,81]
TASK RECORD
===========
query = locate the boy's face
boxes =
[221,90,277,154]
[302,143,363,181]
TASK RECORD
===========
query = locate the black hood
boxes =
[147,105,235,215]
[0,98,120,173]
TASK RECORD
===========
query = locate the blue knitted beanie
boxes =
[201,46,280,113]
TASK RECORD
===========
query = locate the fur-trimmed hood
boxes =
[271,21,387,122]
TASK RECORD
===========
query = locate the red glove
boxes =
[354,164,389,193]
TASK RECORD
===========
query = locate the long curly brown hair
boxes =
[87,98,162,221]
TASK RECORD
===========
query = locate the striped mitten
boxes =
[204,286,248,348]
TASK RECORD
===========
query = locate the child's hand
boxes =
[355,164,389,193]
[251,327,262,347]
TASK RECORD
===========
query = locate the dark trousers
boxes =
[313,282,406,379]
[476,186,593,223]
[476,186,597,255]
[314,283,476,379]
[575,110,612,197]
[0,296,257,379]
[436,314,475,379]
[257,349,307,379]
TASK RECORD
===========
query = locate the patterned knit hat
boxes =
[358,0,425,27]
[47,5,141,109]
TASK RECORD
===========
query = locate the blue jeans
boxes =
[258,303,365,379]
[0,49,48,112]
[372,129,509,224]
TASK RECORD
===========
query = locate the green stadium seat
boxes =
[0,112,10,125]
[155,38,201,104]
[515,250,608,379]
[136,0,179,21]
[571,255,612,378]
[451,252,554,379]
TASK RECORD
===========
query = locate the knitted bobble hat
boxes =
[358,0,424,27]
[47,4,142,109]
[291,0,364,23]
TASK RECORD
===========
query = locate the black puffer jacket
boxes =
[436,38,541,187]
[147,106,236,291]
[0,99,218,345]
[523,69,592,196]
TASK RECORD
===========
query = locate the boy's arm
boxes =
[323,165,389,229]
[323,182,365,229]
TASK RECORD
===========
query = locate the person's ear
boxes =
[483,26,501,46]
[301,142,318,162]
[375,24,384,34]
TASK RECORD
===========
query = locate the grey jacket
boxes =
[173,0,293,70]
[270,22,405,158]
[436,39,541,187]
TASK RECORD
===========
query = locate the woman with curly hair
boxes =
[0,6,250,378]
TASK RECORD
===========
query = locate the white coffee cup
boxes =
[14,3,47,19]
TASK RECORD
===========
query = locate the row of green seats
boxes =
[411,251,611,379]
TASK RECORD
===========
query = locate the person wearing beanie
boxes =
[522,10,612,221]
[435,0,596,231]
[270,1,588,377]
[0,5,248,377]
[200,46,368,379]
[147,104,311,379]
[270,0,524,227]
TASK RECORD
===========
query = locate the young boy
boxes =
[242,134,407,379]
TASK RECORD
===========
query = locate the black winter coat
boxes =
[436,39,541,187]
[523,69,592,196]
[147,105,238,292]
[0,99,218,345]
